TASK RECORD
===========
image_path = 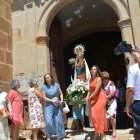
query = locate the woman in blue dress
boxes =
[41,73,65,140]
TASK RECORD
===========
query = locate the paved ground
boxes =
[19,128,140,140]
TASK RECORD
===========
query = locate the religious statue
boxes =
[69,44,91,84]
[66,44,92,129]
[66,44,91,105]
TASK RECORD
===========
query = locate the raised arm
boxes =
[34,88,43,99]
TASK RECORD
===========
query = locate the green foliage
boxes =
[66,90,87,105]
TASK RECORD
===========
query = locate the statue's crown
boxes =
[74,44,85,55]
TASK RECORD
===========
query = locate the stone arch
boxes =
[103,0,129,20]
[36,0,129,38]
[36,0,134,71]
[36,0,72,38]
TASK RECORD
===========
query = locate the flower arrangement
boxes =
[66,80,89,105]
[68,58,76,64]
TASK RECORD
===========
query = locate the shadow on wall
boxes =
[12,0,59,12]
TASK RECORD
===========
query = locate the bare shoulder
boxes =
[97,77,101,81]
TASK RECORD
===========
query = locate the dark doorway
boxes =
[64,31,127,88]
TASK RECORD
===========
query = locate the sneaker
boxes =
[83,127,86,131]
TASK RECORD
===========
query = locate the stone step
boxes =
[18,128,140,140]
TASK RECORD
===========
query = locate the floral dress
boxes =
[104,80,117,119]
[28,88,45,128]
[42,83,65,139]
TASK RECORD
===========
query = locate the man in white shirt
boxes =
[125,47,140,131]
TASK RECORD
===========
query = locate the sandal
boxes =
[112,131,117,138]
[101,134,106,140]
[93,132,98,140]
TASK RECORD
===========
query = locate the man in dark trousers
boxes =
[125,45,140,132]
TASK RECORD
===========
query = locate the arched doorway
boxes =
[64,31,126,88]
[47,0,128,91]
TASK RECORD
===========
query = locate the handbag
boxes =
[62,102,70,114]
[0,108,10,118]
[114,89,119,98]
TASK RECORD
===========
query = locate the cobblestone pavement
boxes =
[19,128,140,140]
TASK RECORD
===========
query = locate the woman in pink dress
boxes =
[8,80,23,140]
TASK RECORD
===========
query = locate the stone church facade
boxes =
[0,0,140,92]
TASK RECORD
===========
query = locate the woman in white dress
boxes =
[0,83,10,140]
[28,79,45,140]
[102,71,117,138]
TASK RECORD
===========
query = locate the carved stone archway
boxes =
[36,0,133,71]
[103,0,134,68]
[36,0,73,39]
[37,0,130,38]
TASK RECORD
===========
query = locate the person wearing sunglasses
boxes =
[102,71,117,138]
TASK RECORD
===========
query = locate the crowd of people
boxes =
[0,43,140,140]
[0,72,131,140]
[67,44,133,140]
[0,75,65,140]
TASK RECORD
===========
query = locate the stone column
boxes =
[36,35,50,81]
[127,0,140,48]
[118,17,134,69]
[0,0,13,91]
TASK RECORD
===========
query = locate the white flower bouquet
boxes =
[66,80,89,105]
[68,58,76,64]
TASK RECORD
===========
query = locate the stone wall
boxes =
[128,0,140,48]
[0,0,13,91]
[12,1,48,93]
